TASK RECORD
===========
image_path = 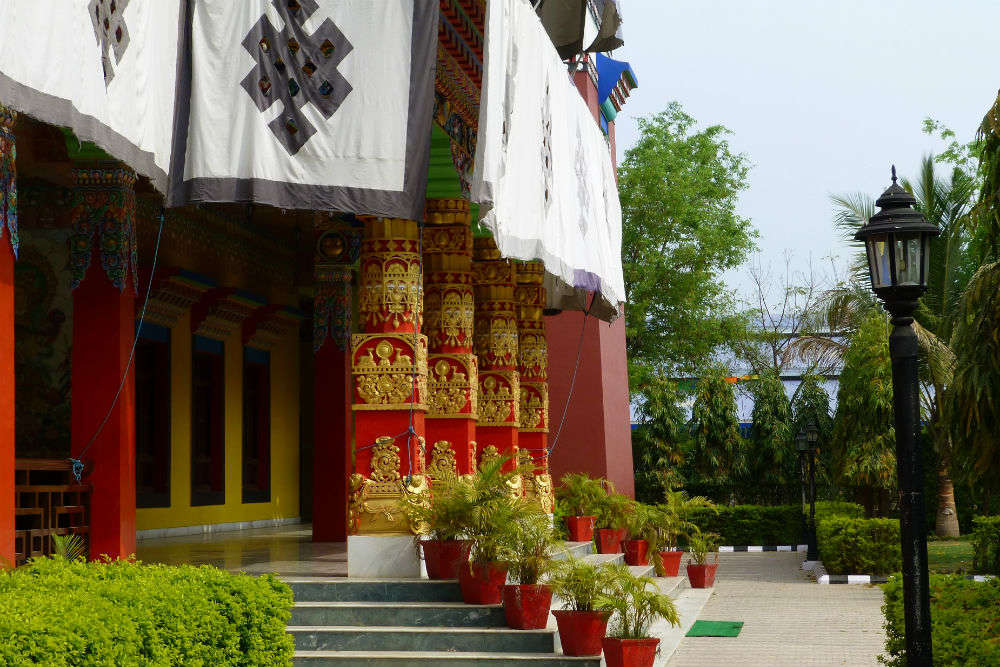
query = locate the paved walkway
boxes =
[666,552,886,667]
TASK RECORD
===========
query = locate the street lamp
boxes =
[796,428,808,550]
[855,165,938,667]
[796,421,819,561]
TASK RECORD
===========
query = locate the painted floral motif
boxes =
[68,167,138,292]
[0,106,17,257]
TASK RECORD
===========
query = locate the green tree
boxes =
[745,370,793,488]
[831,311,896,516]
[689,366,743,487]
[790,372,835,493]
[631,371,689,503]
[620,102,757,388]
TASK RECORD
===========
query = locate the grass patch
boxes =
[927,535,974,574]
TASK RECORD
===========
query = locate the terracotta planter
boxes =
[602,637,661,667]
[615,528,629,551]
[459,562,509,604]
[564,516,597,542]
[502,584,552,629]
[686,562,718,588]
[596,528,622,554]
[553,610,611,656]
[657,550,683,577]
[622,539,650,566]
[420,539,471,580]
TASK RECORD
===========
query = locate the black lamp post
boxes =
[797,421,819,560]
[796,428,808,549]
[854,166,938,667]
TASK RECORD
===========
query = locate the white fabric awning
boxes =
[472,0,625,321]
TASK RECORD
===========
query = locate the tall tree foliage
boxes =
[745,371,793,487]
[791,373,835,492]
[831,311,896,515]
[631,373,689,503]
[620,102,756,387]
[689,366,743,485]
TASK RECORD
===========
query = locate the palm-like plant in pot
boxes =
[654,489,714,577]
[686,531,720,588]
[622,503,658,566]
[405,472,474,580]
[502,508,557,629]
[556,473,607,542]
[596,492,634,554]
[598,564,680,667]
[547,557,617,656]
[457,456,522,604]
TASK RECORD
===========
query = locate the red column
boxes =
[0,105,16,568]
[423,199,477,478]
[472,237,519,471]
[70,165,138,560]
[311,226,358,542]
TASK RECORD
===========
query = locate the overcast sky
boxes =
[610,0,1000,301]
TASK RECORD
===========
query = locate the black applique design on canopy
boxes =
[89,0,130,86]
[241,0,354,155]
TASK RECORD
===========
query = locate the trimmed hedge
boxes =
[0,558,294,666]
[971,515,1000,575]
[689,505,801,546]
[881,574,1000,666]
[813,501,864,522]
[817,517,900,575]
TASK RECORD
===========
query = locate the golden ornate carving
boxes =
[358,217,423,332]
[519,382,549,432]
[427,354,478,418]
[425,197,471,226]
[427,440,458,480]
[479,445,501,466]
[348,436,431,535]
[424,280,475,350]
[352,333,428,411]
[478,371,520,426]
[474,314,519,369]
[518,333,548,381]
[534,473,554,513]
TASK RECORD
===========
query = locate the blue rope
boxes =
[69,210,166,482]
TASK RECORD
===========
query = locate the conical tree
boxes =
[831,311,896,515]
[790,373,834,490]
[631,370,689,502]
[689,366,743,487]
[746,370,793,490]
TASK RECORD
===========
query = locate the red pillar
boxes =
[311,231,356,542]
[0,105,16,568]
[70,165,138,560]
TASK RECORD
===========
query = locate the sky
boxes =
[609,0,1000,302]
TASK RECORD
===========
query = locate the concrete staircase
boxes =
[287,541,654,666]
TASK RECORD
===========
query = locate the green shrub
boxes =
[0,558,294,666]
[688,505,801,546]
[817,517,900,575]
[971,515,1000,574]
[813,501,864,522]
[881,575,1000,666]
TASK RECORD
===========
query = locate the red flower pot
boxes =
[657,550,683,577]
[459,562,509,604]
[565,516,597,542]
[686,563,718,588]
[502,584,552,629]
[622,539,650,566]
[596,529,622,554]
[602,637,661,667]
[615,528,629,551]
[421,539,471,580]
[553,610,611,656]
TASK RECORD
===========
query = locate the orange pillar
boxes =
[423,199,477,478]
[516,261,554,511]
[472,237,519,471]
[311,225,358,543]
[349,217,428,536]
[69,165,138,560]
[0,105,15,567]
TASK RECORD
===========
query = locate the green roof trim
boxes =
[60,127,113,161]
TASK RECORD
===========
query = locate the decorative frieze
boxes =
[478,370,519,426]
[191,289,264,341]
[351,333,428,411]
[427,354,478,419]
[519,381,548,432]
[68,164,137,291]
[358,217,422,333]
[245,306,304,350]
[144,270,213,328]
[314,225,360,352]
[348,436,429,535]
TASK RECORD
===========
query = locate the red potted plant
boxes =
[406,473,473,580]
[547,557,616,656]
[502,510,556,629]
[622,504,655,566]
[556,474,606,543]
[600,564,680,667]
[685,531,720,588]
[596,492,633,554]
[653,489,715,577]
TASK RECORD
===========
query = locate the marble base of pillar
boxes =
[347,535,422,578]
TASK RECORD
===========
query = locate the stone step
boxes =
[292,601,506,627]
[551,541,594,561]
[580,552,624,566]
[286,578,463,603]
[294,651,601,666]
[628,564,656,578]
[289,626,556,654]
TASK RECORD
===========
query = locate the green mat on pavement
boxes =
[685,620,744,637]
